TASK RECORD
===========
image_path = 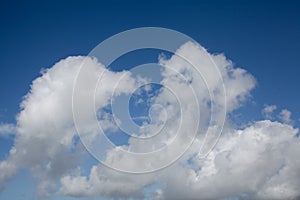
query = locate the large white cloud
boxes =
[158,120,300,200]
[0,42,299,199]
[60,119,300,199]
[0,56,137,195]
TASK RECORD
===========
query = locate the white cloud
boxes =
[60,166,155,198]
[262,104,277,119]
[0,56,137,196]
[159,120,300,200]
[0,160,17,190]
[262,106,294,125]
[59,120,300,199]
[279,109,292,124]
[0,123,15,138]
[0,42,299,199]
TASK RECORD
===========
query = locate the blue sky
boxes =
[0,0,300,199]
[1,0,299,124]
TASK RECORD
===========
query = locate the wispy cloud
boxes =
[0,123,16,138]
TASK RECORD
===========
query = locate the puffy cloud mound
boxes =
[279,109,292,124]
[0,42,299,199]
[0,56,137,195]
[262,104,277,119]
[159,120,300,200]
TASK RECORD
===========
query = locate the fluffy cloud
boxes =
[0,42,299,199]
[0,123,15,138]
[262,104,277,119]
[0,56,137,195]
[159,120,300,200]
[279,109,292,124]
[262,105,293,125]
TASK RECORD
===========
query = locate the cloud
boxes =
[159,120,300,200]
[262,104,277,119]
[0,123,15,138]
[279,109,292,124]
[262,106,294,125]
[59,121,300,199]
[0,56,137,196]
[0,42,299,199]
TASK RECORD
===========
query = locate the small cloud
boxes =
[279,109,292,124]
[0,123,16,138]
[262,105,277,119]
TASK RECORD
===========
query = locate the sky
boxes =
[0,0,300,199]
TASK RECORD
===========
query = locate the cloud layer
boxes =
[0,42,299,199]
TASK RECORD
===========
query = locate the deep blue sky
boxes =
[0,0,300,199]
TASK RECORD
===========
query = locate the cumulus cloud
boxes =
[279,109,292,124]
[0,56,137,195]
[262,104,277,119]
[0,42,299,200]
[159,120,300,200]
[262,106,294,125]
